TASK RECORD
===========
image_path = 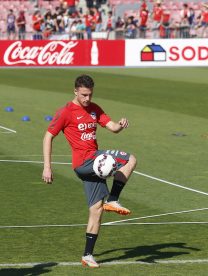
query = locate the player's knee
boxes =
[129,154,137,169]
[90,203,103,217]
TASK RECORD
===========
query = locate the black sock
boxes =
[84,233,98,256]
[107,180,125,202]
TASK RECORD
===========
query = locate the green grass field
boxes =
[0,68,208,275]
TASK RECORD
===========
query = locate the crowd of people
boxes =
[3,0,208,40]
[115,0,208,39]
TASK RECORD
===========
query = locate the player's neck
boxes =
[72,98,81,106]
[72,99,89,109]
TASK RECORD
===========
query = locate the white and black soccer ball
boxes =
[93,154,117,179]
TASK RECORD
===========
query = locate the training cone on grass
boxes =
[44,115,53,121]
[21,116,30,122]
[5,106,14,112]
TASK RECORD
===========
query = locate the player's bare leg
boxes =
[103,154,137,215]
[114,154,137,182]
[82,200,103,268]
[87,200,103,234]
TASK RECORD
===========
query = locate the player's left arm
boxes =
[105,118,129,133]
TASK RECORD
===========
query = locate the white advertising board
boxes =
[125,39,208,67]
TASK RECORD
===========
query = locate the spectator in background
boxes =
[138,5,148,38]
[53,7,65,33]
[125,16,137,39]
[160,8,171,38]
[43,13,55,38]
[93,7,102,32]
[70,20,78,39]
[84,9,94,39]
[76,19,85,39]
[180,3,190,19]
[16,10,26,40]
[115,16,125,39]
[63,9,70,33]
[7,9,16,40]
[140,0,147,11]
[179,4,190,38]
[188,7,195,26]
[32,10,43,39]
[152,0,163,38]
[200,3,208,38]
[116,16,125,29]
[65,0,79,14]
[67,12,76,32]
[105,11,115,39]
[188,7,196,37]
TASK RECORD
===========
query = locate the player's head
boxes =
[75,75,94,90]
[74,75,94,107]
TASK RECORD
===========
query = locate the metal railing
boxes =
[1,25,208,40]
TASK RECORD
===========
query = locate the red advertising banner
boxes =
[0,40,125,67]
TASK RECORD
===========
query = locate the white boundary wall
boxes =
[125,39,208,67]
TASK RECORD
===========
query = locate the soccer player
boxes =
[42,75,137,268]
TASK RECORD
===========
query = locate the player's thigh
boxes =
[96,149,130,170]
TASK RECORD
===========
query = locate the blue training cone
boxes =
[5,106,14,112]
[21,116,30,121]
[44,115,53,121]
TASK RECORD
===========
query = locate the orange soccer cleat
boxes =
[81,255,100,268]
[103,201,131,215]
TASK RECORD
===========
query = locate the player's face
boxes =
[75,87,93,107]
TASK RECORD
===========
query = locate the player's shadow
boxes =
[0,262,57,276]
[96,243,200,263]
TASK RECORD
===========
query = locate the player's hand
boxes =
[42,167,53,184]
[119,118,129,129]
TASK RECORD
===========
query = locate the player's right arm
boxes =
[42,131,55,184]
[42,106,68,184]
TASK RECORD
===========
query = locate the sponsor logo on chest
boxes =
[78,122,97,131]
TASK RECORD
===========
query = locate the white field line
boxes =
[134,170,208,196]
[0,159,207,197]
[0,224,87,229]
[1,259,208,267]
[103,207,208,225]
[1,221,208,229]
[0,131,14,134]
[0,125,16,133]
[0,160,70,165]
[106,221,208,225]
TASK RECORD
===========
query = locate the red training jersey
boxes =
[140,10,148,26]
[162,12,170,23]
[66,0,77,6]
[32,15,42,31]
[202,11,208,23]
[153,6,163,21]
[47,101,111,169]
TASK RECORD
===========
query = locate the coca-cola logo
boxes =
[81,131,96,141]
[3,41,78,65]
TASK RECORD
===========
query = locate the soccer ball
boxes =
[93,154,117,179]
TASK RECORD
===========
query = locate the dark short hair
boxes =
[75,75,94,89]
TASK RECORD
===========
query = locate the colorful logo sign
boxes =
[141,43,166,62]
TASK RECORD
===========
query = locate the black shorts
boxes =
[74,149,130,207]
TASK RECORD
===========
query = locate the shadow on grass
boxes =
[96,243,200,263]
[0,262,57,276]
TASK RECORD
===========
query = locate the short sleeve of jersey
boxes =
[93,103,111,127]
[47,108,67,136]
